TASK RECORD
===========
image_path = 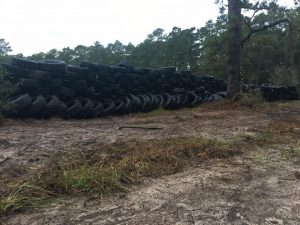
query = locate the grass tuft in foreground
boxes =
[0,183,55,215]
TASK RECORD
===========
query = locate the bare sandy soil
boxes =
[1,101,300,225]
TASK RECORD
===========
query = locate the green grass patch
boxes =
[0,183,55,215]
[59,164,128,194]
[280,140,300,160]
[239,132,277,146]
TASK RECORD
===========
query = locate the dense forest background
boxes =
[1,3,300,88]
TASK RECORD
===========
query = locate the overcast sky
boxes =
[1,0,295,56]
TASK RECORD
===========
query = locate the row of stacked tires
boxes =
[1,58,227,119]
[259,84,299,102]
[3,92,225,119]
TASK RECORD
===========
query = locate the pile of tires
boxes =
[0,58,228,119]
[260,84,299,102]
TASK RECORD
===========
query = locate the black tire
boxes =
[134,67,149,75]
[49,70,66,79]
[118,60,134,71]
[28,70,52,80]
[79,98,94,118]
[79,61,99,71]
[39,60,66,72]
[71,80,88,92]
[150,94,160,109]
[11,57,39,70]
[172,95,183,109]
[100,87,113,96]
[86,72,97,82]
[59,86,76,100]
[114,100,126,114]
[144,94,153,110]
[94,80,105,89]
[97,63,112,72]
[128,94,140,113]
[86,86,95,97]
[161,93,171,109]
[22,95,47,118]
[27,87,50,96]
[156,94,165,108]
[208,94,222,102]
[65,100,83,119]
[58,101,68,118]
[161,66,176,73]
[121,96,132,113]
[145,95,153,111]
[172,88,186,94]
[110,65,128,73]
[186,91,198,107]
[194,86,206,94]
[215,91,227,98]
[20,79,39,90]
[3,94,32,116]
[1,63,30,78]
[93,92,103,101]
[167,95,177,109]
[92,101,104,117]
[103,101,116,116]
[48,79,62,89]
[180,70,192,76]
[144,94,153,111]
[41,96,62,118]
[181,95,189,107]
[64,71,85,81]
[137,95,147,112]
[67,65,90,74]
[111,83,121,91]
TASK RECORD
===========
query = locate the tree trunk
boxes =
[227,0,242,98]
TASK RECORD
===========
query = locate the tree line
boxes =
[1,1,300,92]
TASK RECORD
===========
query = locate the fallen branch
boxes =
[118,126,163,130]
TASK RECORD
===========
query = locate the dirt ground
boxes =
[1,101,300,225]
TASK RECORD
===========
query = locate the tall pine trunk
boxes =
[227,0,242,98]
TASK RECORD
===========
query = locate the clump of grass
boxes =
[114,137,240,178]
[58,164,128,194]
[280,140,300,160]
[240,131,277,146]
[268,119,300,135]
[168,137,237,159]
[240,118,300,147]
[0,164,129,215]
[252,152,274,169]
[253,153,270,165]
[0,182,55,215]
[253,153,267,164]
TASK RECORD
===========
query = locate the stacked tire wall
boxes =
[0,57,299,119]
[1,58,228,119]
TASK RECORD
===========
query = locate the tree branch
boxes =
[241,18,290,48]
